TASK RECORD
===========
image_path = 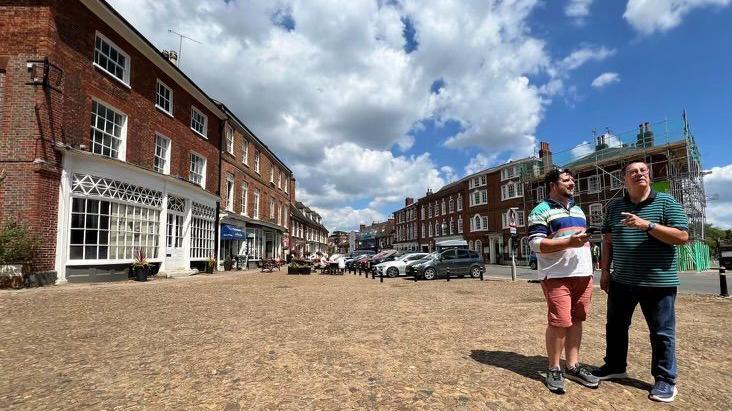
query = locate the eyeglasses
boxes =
[625,168,649,176]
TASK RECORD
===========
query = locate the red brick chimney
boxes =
[539,141,553,174]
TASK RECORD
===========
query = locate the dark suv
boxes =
[410,249,484,280]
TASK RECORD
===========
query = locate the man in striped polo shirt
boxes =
[592,161,689,403]
[528,168,599,394]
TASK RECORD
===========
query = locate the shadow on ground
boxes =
[470,349,652,391]
[470,350,546,383]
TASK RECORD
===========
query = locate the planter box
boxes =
[0,264,30,289]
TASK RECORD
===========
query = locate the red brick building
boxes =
[217,105,293,265]
[1,0,227,282]
[290,201,328,256]
[415,183,465,252]
[393,197,419,252]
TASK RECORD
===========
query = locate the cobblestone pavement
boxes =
[1,271,730,410]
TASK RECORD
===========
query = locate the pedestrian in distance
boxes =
[593,161,689,403]
[528,168,600,394]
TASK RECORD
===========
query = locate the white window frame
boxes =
[242,140,249,165]
[456,194,463,211]
[589,203,603,226]
[225,125,234,155]
[225,174,234,211]
[254,150,260,174]
[190,106,208,138]
[93,31,131,87]
[536,185,545,203]
[501,165,518,181]
[252,189,260,219]
[155,79,173,116]
[90,99,127,161]
[240,182,248,215]
[588,175,602,194]
[153,133,171,175]
[189,152,206,188]
[278,170,282,190]
[501,182,524,201]
[610,170,623,189]
[457,216,463,233]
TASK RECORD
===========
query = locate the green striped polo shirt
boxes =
[602,191,688,287]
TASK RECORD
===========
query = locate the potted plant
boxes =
[223,257,234,271]
[0,220,39,289]
[131,248,149,282]
[206,254,217,274]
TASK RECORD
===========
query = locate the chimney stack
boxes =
[636,121,654,148]
[405,197,414,206]
[163,50,178,66]
[539,141,553,174]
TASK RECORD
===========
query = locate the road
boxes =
[482,264,727,295]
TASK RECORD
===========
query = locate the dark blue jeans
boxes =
[604,280,677,384]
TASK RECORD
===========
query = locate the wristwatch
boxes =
[645,222,656,232]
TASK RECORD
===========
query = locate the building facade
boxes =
[393,197,419,252]
[1,0,229,282]
[290,202,328,256]
[416,184,465,253]
[327,230,350,255]
[217,106,293,265]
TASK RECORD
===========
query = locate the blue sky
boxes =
[110,0,732,230]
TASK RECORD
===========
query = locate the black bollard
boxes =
[414,271,418,282]
[446,267,450,282]
[720,267,729,297]
[380,269,384,283]
[480,268,484,281]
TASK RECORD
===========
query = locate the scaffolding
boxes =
[525,112,709,270]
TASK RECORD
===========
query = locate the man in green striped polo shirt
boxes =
[592,161,689,403]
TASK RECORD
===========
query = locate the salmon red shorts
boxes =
[541,276,593,327]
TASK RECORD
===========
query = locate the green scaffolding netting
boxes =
[677,241,710,272]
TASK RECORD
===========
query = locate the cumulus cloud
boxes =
[591,72,621,88]
[624,0,731,36]
[316,206,387,232]
[464,153,500,175]
[292,143,444,228]
[705,164,732,229]
[106,0,616,231]
[566,0,594,23]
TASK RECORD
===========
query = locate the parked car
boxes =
[345,254,370,269]
[410,249,484,280]
[529,251,537,270]
[375,253,429,277]
[370,249,400,267]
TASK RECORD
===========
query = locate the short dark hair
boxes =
[544,168,573,188]
[622,160,648,174]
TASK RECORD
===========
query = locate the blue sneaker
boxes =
[649,380,677,402]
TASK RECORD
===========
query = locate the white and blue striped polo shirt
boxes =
[528,198,593,280]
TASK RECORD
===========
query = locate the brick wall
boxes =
[0,1,224,272]
[220,124,291,228]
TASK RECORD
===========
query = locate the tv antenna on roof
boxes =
[168,29,201,68]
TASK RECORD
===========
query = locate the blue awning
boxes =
[221,224,246,240]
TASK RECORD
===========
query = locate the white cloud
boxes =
[705,164,732,229]
[624,0,731,36]
[293,143,444,229]
[105,0,616,231]
[464,153,499,175]
[569,141,594,159]
[566,0,594,23]
[559,46,616,71]
[440,165,458,183]
[592,72,621,88]
[316,207,386,232]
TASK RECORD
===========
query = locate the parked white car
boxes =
[375,253,429,277]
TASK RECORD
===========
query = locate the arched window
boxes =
[475,239,483,255]
[474,215,482,231]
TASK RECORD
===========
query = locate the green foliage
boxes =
[705,224,732,258]
[132,248,149,268]
[0,220,39,264]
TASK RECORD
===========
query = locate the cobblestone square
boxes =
[1,272,729,410]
